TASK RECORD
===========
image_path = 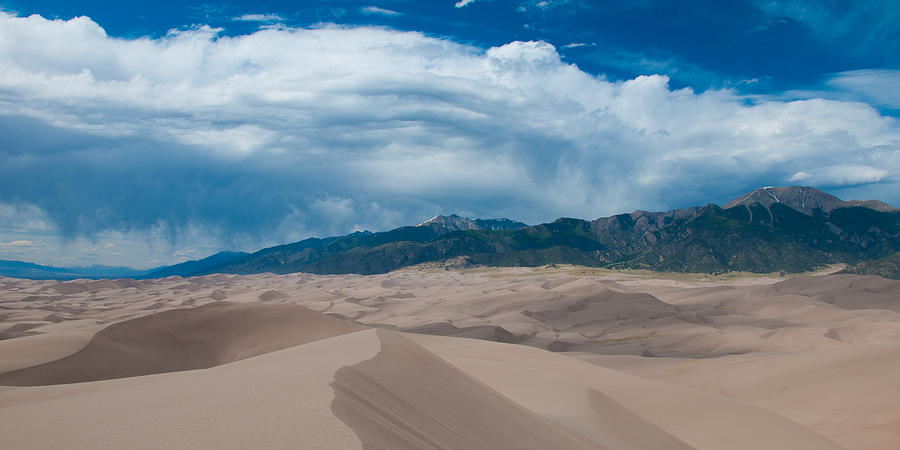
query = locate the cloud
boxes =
[0,12,898,265]
[232,13,284,22]
[826,69,900,110]
[360,6,401,16]
[0,240,33,247]
[787,165,890,187]
[455,0,476,8]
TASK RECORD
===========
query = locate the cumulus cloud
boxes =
[0,11,898,264]
[455,0,477,8]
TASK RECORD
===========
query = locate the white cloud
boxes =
[0,12,898,265]
[360,6,401,16]
[787,171,811,182]
[232,13,284,22]
[455,0,476,8]
[0,240,33,246]
[788,165,890,187]
[827,69,900,110]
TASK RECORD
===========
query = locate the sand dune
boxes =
[580,343,900,450]
[0,303,699,449]
[0,329,380,449]
[411,332,843,450]
[332,329,602,449]
[0,301,363,385]
[1,268,897,448]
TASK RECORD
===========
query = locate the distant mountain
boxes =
[202,216,528,275]
[0,251,250,281]
[584,186,899,273]
[142,251,249,278]
[723,186,897,215]
[416,214,528,233]
[0,260,147,280]
[8,189,897,280]
[197,186,898,277]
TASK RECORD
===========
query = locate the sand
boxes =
[332,329,603,449]
[0,301,364,385]
[1,267,897,448]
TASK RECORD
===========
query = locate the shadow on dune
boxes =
[0,301,364,386]
[330,329,602,450]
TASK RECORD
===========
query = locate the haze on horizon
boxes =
[1,0,898,268]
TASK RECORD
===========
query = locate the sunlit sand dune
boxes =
[2,268,897,448]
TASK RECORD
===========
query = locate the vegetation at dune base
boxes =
[841,252,900,279]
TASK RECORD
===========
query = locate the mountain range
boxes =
[0,260,148,280]
[3,186,899,280]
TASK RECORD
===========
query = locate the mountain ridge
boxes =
[200,186,896,277]
[0,260,148,280]
[142,251,250,279]
[723,186,897,216]
[416,214,529,232]
[3,187,898,280]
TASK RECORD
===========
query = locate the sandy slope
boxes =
[332,329,604,449]
[577,344,900,450]
[0,303,670,449]
[1,268,897,448]
[410,332,842,450]
[0,303,838,450]
[0,301,364,385]
[0,329,378,449]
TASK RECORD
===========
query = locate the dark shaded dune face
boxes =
[259,289,288,301]
[404,322,523,344]
[46,282,90,295]
[0,323,42,339]
[773,274,900,312]
[331,329,601,450]
[0,302,365,386]
[522,291,679,329]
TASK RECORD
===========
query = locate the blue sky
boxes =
[0,0,898,267]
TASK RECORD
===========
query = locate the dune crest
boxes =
[0,301,364,385]
[331,329,603,449]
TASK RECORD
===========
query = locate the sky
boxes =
[0,0,898,268]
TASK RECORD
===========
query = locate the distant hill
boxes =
[142,251,249,278]
[0,251,252,281]
[191,189,898,277]
[0,260,147,280]
[202,217,529,275]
